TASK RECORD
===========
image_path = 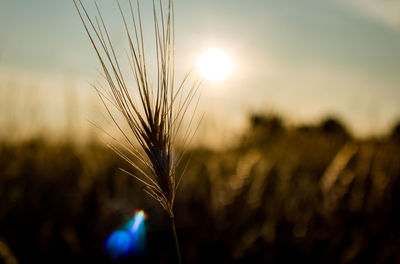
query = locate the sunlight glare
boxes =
[197,49,233,82]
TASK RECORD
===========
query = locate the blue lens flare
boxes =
[105,230,132,258]
[105,210,147,259]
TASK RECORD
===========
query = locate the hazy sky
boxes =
[1,0,400,140]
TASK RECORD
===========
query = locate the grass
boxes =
[1,116,400,263]
[73,0,201,262]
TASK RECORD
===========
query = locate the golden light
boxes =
[197,49,233,82]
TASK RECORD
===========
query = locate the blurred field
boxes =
[1,115,400,264]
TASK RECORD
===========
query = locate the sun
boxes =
[197,49,233,82]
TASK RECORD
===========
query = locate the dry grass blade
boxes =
[73,0,200,219]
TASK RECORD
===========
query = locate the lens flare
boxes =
[105,210,147,259]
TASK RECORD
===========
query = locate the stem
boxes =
[170,216,182,264]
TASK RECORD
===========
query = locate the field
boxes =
[1,115,399,263]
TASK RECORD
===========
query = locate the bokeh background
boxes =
[1,0,400,263]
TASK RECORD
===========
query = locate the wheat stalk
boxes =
[74,0,201,262]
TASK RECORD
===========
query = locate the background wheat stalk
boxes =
[74,0,201,262]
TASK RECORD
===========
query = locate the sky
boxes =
[1,0,400,142]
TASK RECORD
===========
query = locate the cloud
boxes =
[343,0,400,29]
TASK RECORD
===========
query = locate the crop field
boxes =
[1,116,399,263]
